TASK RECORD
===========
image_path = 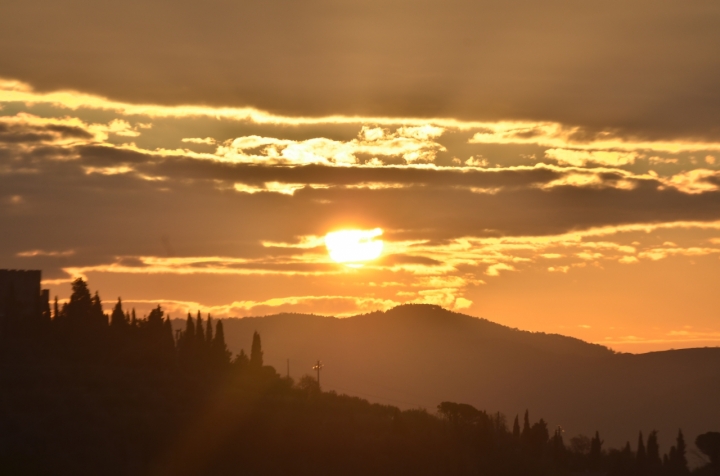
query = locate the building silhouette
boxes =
[0,269,50,322]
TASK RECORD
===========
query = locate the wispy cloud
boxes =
[17,249,75,257]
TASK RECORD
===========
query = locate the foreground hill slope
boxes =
[196,304,720,450]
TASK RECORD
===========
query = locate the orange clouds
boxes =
[3,78,720,353]
[47,220,720,328]
[215,126,446,166]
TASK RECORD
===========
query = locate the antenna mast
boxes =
[312,360,323,389]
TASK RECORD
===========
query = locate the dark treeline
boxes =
[0,279,718,476]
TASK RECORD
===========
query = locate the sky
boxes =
[1,0,720,352]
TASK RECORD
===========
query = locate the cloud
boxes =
[17,249,75,257]
[638,246,720,261]
[4,0,720,144]
[465,156,489,167]
[117,295,399,318]
[661,169,720,194]
[0,113,99,146]
[182,137,216,145]
[0,79,489,129]
[233,182,315,196]
[5,3,720,342]
[545,149,639,167]
[2,96,720,324]
[215,126,446,166]
[7,78,720,158]
[469,122,720,154]
[548,266,569,273]
[604,330,720,346]
[485,263,515,276]
[110,290,473,319]
[618,256,639,264]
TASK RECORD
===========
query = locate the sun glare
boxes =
[325,228,384,267]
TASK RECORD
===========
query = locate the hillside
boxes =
[176,304,720,454]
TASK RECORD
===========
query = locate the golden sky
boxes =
[1,0,720,352]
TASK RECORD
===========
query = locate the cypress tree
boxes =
[179,312,195,367]
[110,298,126,328]
[206,314,213,344]
[551,427,566,468]
[619,441,634,473]
[522,410,531,440]
[512,415,521,441]
[676,430,688,473]
[90,291,106,326]
[196,312,205,346]
[590,431,604,468]
[637,432,647,469]
[185,312,195,338]
[666,448,676,470]
[623,441,633,458]
[250,331,263,367]
[647,430,661,468]
[212,320,231,366]
[162,317,176,365]
[671,430,688,474]
[53,296,60,320]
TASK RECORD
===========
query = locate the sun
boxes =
[325,228,384,267]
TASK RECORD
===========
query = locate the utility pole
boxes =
[312,360,323,388]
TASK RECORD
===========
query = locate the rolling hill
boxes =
[175,304,720,456]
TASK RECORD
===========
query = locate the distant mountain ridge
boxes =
[356,304,615,358]
[172,304,720,456]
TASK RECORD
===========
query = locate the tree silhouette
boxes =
[196,311,205,347]
[233,348,249,368]
[667,429,689,475]
[110,298,127,328]
[550,427,566,469]
[512,414,520,441]
[162,316,175,365]
[590,430,604,468]
[211,320,231,366]
[696,432,720,467]
[206,314,213,344]
[250,331,263,367]
[528,419,549,459]
[614,441,635,476]
[647,430,662,472]
[521,409,531,450]
[185,312,195,340]
[90,291,106,327]
[178,312,195,368]
[65,278,92,325]
[0,276,715,476]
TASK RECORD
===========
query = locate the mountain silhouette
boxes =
[176,304,720,455]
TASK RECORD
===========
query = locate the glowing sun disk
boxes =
[325,228,384,266]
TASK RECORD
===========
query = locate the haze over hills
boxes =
[175,304,720,455]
